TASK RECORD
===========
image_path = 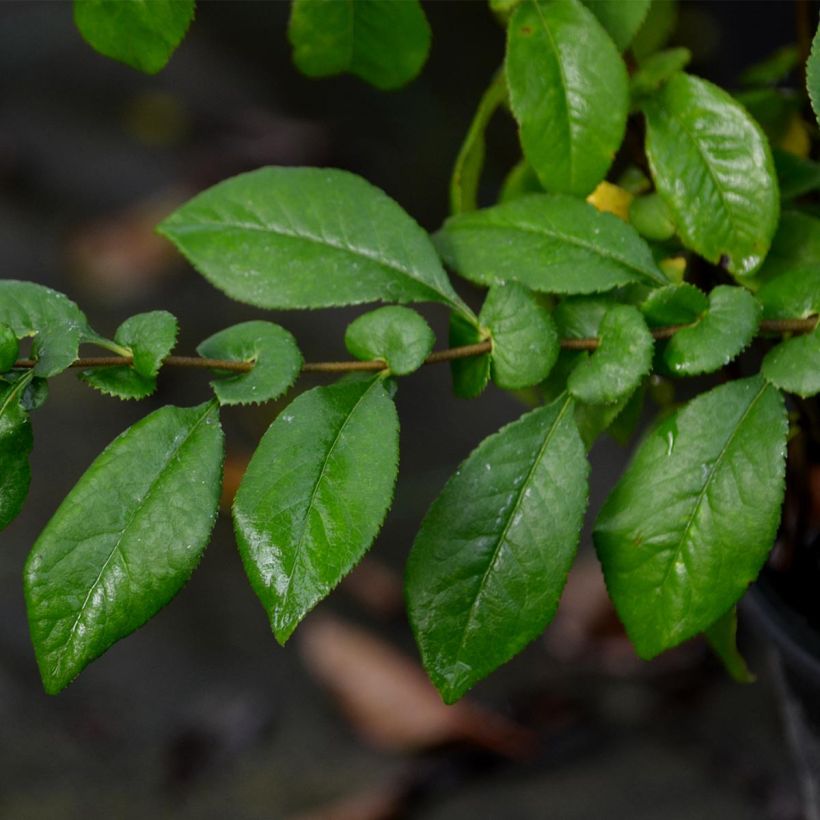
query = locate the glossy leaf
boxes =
[288,0,431,90]
[757,268,820,320]
[0,373,34,531]
[449,314,490,399]
[583,0,650,50]
[25,401,224,693]
[762,324,820,398]
[662,286,760,376]
[643,72,779,276]
[506,0,629,196]
[0,324,19,373]
[451,71,507,214]
[705,607,755,683]
[0,280,90,377]
[595,376,787,658]
[755,211,820,284]
[159,167,471,316]
[81,310,178,400]
[628,192,676,241]
[73,0,194,74]
[481,283,559,389]
[568,305,653,404]
[808,23,820,128]
[436,194,668,294]
[197,320,302,406]
[345,306,434,376]
[233,377,399,644]
[407,394,588,702]
[641,283,707,326]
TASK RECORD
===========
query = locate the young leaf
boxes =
[81,310,178,401]
[435,194,668,294]
[233,377,399,644]
[741,45,798,88]
[594,376,787,659]
[449,313,491,399]
[757,268,820,320]
[0,280,90,377]
[641,283,707,326]
[808,22,820,128]
[628,192,676,241]
[197,321,302,406]
[406,394,588,703]
[705,607,755,684]
[506,0,629,195]
[159,167,471,316]
[630,47,692,99]
[0,323,19,373]
[642,72,779,276]
[73,0,194,74]
[582,0,650,50]
[662,286,760,376]
[25,402,224,694]
[568,305,653,404]
[451,71,508,214]
[481,283,559,389]
[0,373,34,532]
[288,0,431,91]
[762,323,820,398]
[631,0,677,60]
[345,307,434,376]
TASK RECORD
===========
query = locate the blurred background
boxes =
[0,2,806,818]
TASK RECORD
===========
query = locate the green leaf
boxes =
[81,311,178,401]
[451,71,508,214]
[631,0,677,60]
[735,88,801,145]
[159,167,471,316]
[662,286,760,376]
[762,323,820,398]
[436,194,668,294]
[449,313,491,399]
[705,607,755,684]
[757,268,820,320]
[0,324,19,373]
[755,212,820,285]
[406,394,588,702]
[73,0,194,74]
[0,373,34,532]
[568,305,653,404]
[582,0,650,50]
[808,23,820,128]
[574,385,640,449]
[641,283,707,326]
[594,376,787,659]
[25,401,224,694]
[0,280,90,377]
[505,0,629,196]
[628,193,676,242]
[197,320,302,406]
[643,72,779,276]
[481,283,559,389]
[345,306,434,376]
[499,160,544,203]
[233,377,399,644]
[630,47,691,99]
[741,45,798,88]
[773,149,820,201]
[554,295,612,338]
[288,0,431,90]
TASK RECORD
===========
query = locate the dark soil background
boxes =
[0,2,806,818]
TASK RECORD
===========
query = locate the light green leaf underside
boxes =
[583,0,650,50]
[233,377,399,644]
[73,0,194,74]
[407,393,588,703]
[288,0,431,90]
[24,401,224,694]
[481,282,558,389]
[594,376,787,659]
[643,72,779,276]
[662,286,760,376]
[762,324,820,398]
[436,193,667,294]
[159,166,470,316]
[705,607,755,683]
[506,0,629,196]
[0,280,90,377]
[568,305,653,404]
[345,306,434,376]
[197,320,303,406]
